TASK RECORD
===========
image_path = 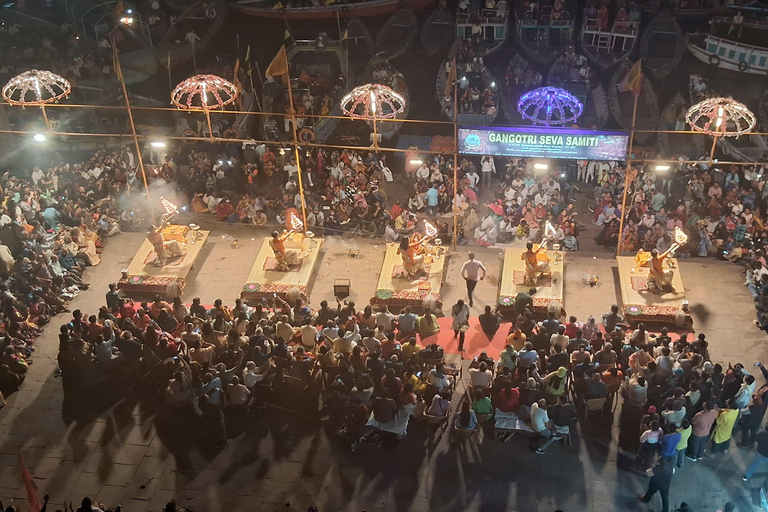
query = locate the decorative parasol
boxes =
[171,74,238,141]
[2,70,71,129]
[686,97,756,161]
[517,86,583,127]
[341,83,406,150]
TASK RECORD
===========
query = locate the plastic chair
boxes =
[583,397,607,420]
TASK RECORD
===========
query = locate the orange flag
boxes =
[266,45,290,86]
[619,59,643,96]
[19,453,42,512]
[443,58,457,99]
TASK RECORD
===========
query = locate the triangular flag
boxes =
[342,29,348,40]
[245,45,250,62]
[272,1,282,8]
[619,59,643,96]
[19,453,42,512]
[266,45,289,86]
[284,29,291,41]
[443,58,457,99]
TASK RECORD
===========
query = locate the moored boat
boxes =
[516,0,576,64]
[261,39,352,143]
[233,0,434,19]
[640,11,685,79]
[157,0,226,70]
[579,1,641,69]
[345,18,375,63]
[456,0,509,56]
[357,58,408,139]
[686,16,768,75]
[501,53,543,124]
[421,6,455,55]
[546,43,609,128]
[608,59,659,145]
[657,92,705,158]
[436,43,500,124]
[375,9,418,60]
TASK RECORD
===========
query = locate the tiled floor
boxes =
[1,212,766,512]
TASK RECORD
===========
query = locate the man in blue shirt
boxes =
[424,184,439,218]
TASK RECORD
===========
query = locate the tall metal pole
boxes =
[284,70,309,230]
[113,44,151,204]
[452,57,459,250]
[616,92,639,257]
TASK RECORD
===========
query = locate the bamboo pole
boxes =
[284,72,309,231]
[709,134,719,163]
[39,105,49,130]
[113,45,151,205]
[616,92,639,257]
[452,56,458,251]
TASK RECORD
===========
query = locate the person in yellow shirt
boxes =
[402,337,422,363]
[675,419,692,468]
[418,307,441,340]
[711,399,739,454]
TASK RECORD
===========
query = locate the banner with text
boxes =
[458,126,629,161]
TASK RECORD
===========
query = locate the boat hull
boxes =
[234,0,433,19]
[686,35,768,75]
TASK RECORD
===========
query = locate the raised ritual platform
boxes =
[241,235,324,301]
[497,246,565,316]
[616,256,690,326]
[370,242,446,312]
[117,225,209,296]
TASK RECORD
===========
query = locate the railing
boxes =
[457,8,508,25]
[706,34,768,53]
[711,15,768,30]
[582,19,639,34]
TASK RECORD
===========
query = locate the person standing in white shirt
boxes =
[481,156,496,188]
[460,252,487,307]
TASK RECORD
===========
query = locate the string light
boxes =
[686,97,755,138]
[2,70,70,105]
[171,74,238,111]
[517,86,583,127]
[341,83,405,120]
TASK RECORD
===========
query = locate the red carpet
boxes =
[419,317,514,360]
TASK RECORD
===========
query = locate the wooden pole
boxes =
[616,91,639,257]
[113,45,151,205]
[452,56,459,250]
[284,72,309,231]
[39,104,49,130]
[709,134,719,163]
[205,108,214,141]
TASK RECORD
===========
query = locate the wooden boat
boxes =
[608,60,659,145]
[501,53,544,124]
[234,0,434,19]
[156,0,226,70]
[579,2,641,69]
[421,6,455,55]
[640,12,685,79]
[688,74,768,161]
[516,0,576,64]
[436,47,500,125]
[657,93,705,158]
[686,16,768,75]
[375,9,418,60]
[345,19,375,63]
[357,58,409,139]
[260,39,352,143]
[456,2,509,56]
[546,44,609,128]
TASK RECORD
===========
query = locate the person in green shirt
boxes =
[675,419,692,468]
[472,388,493,418]
[514,287,537,317]
[417,306,440,340]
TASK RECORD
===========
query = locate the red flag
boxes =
[19,453,42,512]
